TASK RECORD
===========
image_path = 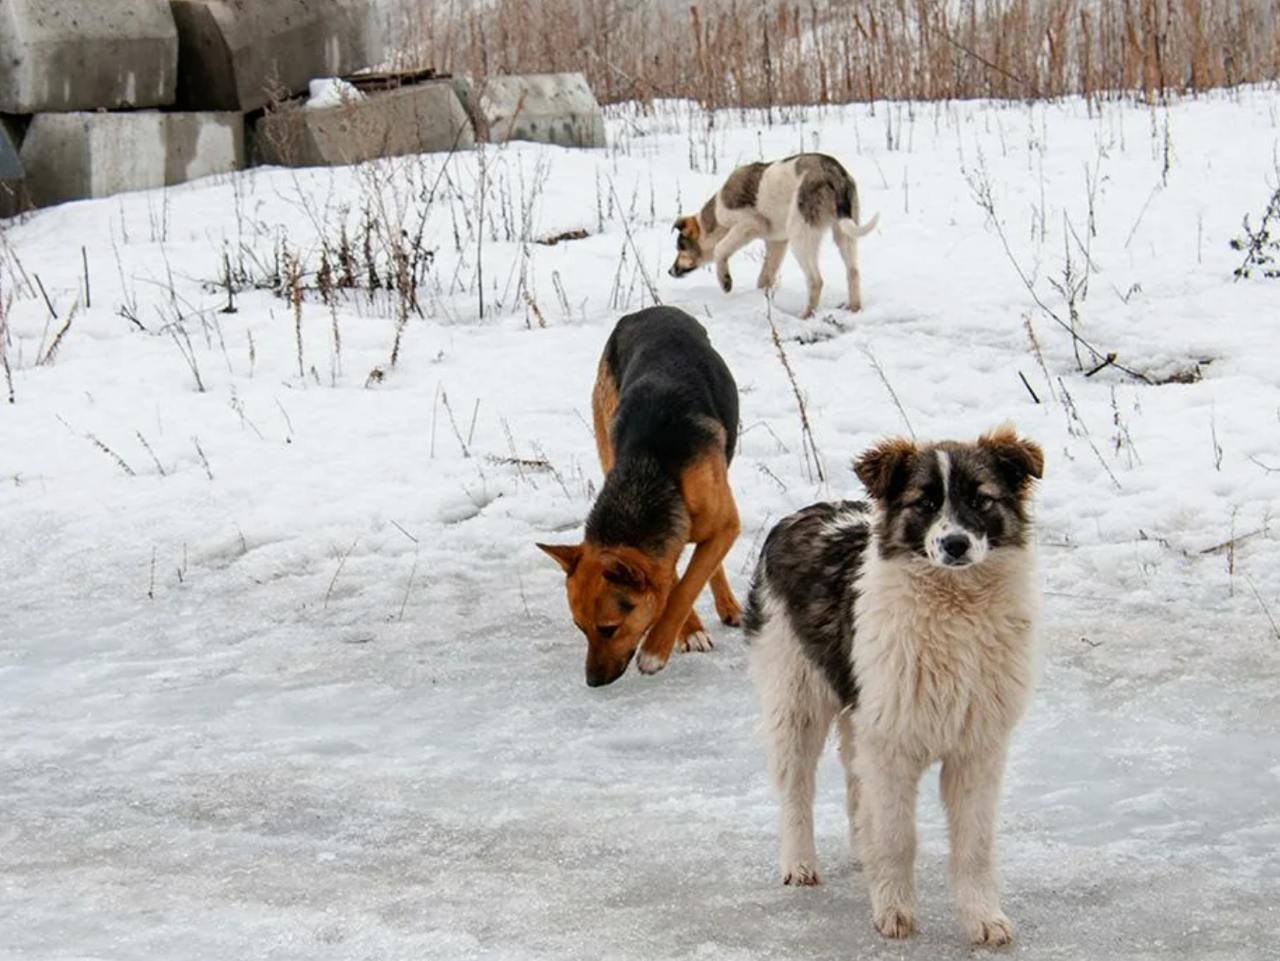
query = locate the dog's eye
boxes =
[971,494,994,511]
[597,624,619,639]
[916,498,939,513]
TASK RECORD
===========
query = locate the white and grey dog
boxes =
[744,426,1045,946]
[669,153,878,317]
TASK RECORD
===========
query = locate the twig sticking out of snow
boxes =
[56,415,135,477]
[136,431,167,476]
[37,299,79,366]
[1244,574,1280,643]
[192,437,213,481]
[1057,378,1121,490]
[324,536,361,610]
[766,305,824,485]
[0,288,14,404]
[607,178,661,307]
[859,344,916,441]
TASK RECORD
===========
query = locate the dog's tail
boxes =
[839,211,880,239]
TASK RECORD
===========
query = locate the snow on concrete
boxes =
[1,88,1278,959]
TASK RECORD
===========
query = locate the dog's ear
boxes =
[853,437,917,500]
[979,423,1044,491]
[672,215,699,239]
[537,543,584,575]
[601,553,649,593]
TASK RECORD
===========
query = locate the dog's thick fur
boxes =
[538,307,743,686]
[744,427,1044,945]
[669,153,879,317]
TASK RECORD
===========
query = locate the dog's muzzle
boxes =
[939,533,972,567]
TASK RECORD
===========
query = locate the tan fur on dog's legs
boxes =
[942,749,1014,946]
[637,453,741,675]
[712,222,759,292]
[757,240,788,290]
[637,527,736,673]
[709,565,742,626]
[788,228,823,318]
[856,742,924,938]
[836,711,861,863]
[831,224,862,312]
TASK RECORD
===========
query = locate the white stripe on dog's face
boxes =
[924,450,990,569]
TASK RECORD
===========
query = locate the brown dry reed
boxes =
[392,0,1280,109]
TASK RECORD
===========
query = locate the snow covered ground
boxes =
[2,88,1278,960]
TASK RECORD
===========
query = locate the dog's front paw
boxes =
[873,907,915,940]
[677,629,714,653]
[782,860,821,886]
[965,912,1014,947]
[717,264,733,292]
[635,647,670,675]
[756,270,777,290]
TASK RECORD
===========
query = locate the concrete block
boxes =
[253,81,474,168]
[171,0,376,112]
[476,73,606,149]
[19,112,244,207]
[0,0,177,112]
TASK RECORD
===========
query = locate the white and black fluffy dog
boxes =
[744,426,1044,946]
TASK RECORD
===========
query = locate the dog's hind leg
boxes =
[941,748,1014,946]
[709,565,742,626]
[788,223,823,318]
[751,620,838,885]
[756,240,787,290]
[836,710,861,864]
[832,222,862,312]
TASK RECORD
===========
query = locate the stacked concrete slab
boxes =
[170,0,375,111]
[0,0,612,208]
[473,73,606,149]
[20,113,244,207]
[254,81,474,167]
[0,0,177,112]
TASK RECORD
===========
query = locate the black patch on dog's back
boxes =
[602,306,738,468]
[722,162,768,210]
[699,194,719,233]
[790,153,859,226]
[744,500,869,707]
[586,456,686,554]
[589,307,739,552]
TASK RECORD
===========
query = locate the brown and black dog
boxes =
[538,306,743,686]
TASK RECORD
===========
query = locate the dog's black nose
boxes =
[941,534,971,560]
